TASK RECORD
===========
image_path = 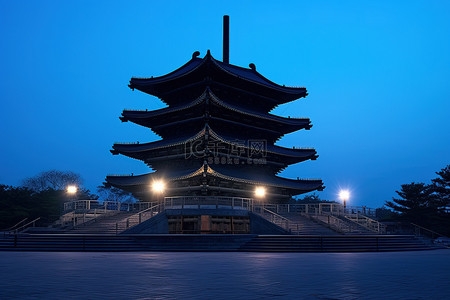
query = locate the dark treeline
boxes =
[0,186,66,229]
[0,170,130,229]
[381,165,450,236]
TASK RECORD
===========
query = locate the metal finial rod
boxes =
[223,15,229,64]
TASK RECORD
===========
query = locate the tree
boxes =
[22,170,82,192]
[431,165,450,210]
[383,165,450,235]
[97,185,135,203]
[0,184,63,228]
[385,182,437,226]
[0,185,33,228]
[375,207,398,221]
[291,193,333,204]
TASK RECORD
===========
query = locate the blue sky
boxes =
[1,1,449,207]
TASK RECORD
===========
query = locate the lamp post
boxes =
[67,185,78,195]
[254,186,266,210]
[66,185,78,211]
[152,180,165,205]
[339,190,350,212]
[254,186,266,199]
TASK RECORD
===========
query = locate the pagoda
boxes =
[106,16,323,203]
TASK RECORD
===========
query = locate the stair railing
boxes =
[2,218,28,232]
[307,213,351,234]
[12,217,41,234]
[115,204,161,234]
[252,205,291,232]
[59,209,118,229]
[411,223,446,239]
[343,213,386,234]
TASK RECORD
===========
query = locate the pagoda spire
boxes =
[223,15,229,64]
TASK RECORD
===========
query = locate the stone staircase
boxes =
[239,235,440,252]
[276,213,340,235]
[0,234,147,251]
[0,234,440,252]
[310,214,377,234]
[67,212,136,234]
[0,234,253,252]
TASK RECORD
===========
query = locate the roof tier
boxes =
[121,89,311,141]
[129,51,307,112]
[111,126,317,173]
[106,164,323,201]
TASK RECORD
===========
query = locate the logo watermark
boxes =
[184,139,267,165]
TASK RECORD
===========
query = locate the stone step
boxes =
[67,212,137,234]
[239,235,437,252]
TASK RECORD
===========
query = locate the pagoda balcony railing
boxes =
[112,142,140,145]
[259,203,376,218]
[162,196,254,211]
[63,200,157,213]
[123,108,150,112]
[291,147,316,150]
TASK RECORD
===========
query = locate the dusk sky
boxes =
[1,1,449,208]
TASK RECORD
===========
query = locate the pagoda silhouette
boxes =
[106,16,323,203]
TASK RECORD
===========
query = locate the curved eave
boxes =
[210,55,306,96]
[112,126,317,161]
[128,51,307,100]
[208,89,310,127]
[111,127,207,155]
[106,165,324,193]
[121,89,208,123]
[207,166,323,192]
[121,89,311,132]
[106,167,204,187]
[129,55,204,87]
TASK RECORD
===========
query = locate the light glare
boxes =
[255,186,266,198]
[152,181,165,193]
[339,190,350,201]
[67,185,77,194]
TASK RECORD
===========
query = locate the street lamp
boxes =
[255,186,266,198]
[339,189,350,209]
[152,180,165,204]
[152,180,165,194]
[67,185,78,195]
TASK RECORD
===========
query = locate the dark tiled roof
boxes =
[113,126,315,158]
[130,51,306,95]
[208,165,322,190]
[121,88,310,131]
[107,164,322,191]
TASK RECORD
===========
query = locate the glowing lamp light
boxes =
[339,190,350,201]
[339,189,350,208]
[67,185,78,194]
[152,180,165,193]
[255,186,266,198]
